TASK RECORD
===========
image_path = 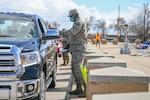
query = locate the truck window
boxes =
[38,18,47,34]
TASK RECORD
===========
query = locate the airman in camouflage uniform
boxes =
[59,9,87,97]
[61,29,70,66]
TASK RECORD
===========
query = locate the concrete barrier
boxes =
[86,57,126,70]
[85,57,127,100]
[86,43,107,54]
[135,39,141,45]
[113,39,118,45]
[92,92,150,100]
[93,39,96,44]
[85,52,114,60]
[83,54,115,67]
[101,39,107,44]
[86,49,107,54]
[87,67,150,100]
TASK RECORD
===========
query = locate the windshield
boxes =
[0,19,37,40]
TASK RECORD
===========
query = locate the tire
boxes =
[33,71,46,100]
[49,59,57,88]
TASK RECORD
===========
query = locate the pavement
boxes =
[46,41,150,100]
[100,42,150,76]
[46,56,72,100]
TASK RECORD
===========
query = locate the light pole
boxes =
[124,24,128,42]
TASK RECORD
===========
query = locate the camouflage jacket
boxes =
[60,17,87,52]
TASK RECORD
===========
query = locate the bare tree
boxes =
[113,17,126,40]
[53,22,60,29]
[93,20,107,38]
[45,20,49,28]
[130,3,150,42]
[108,24,113,30]
[85,16,95,32]
[107,24,114,36]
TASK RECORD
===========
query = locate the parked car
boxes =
[0,12,59,100]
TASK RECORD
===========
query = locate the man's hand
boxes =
[59,31,62,35]
[59,30,65,35]
[59,29,66,35]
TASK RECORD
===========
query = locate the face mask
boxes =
[70,17,75,22]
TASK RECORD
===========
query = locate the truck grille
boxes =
[0,44,23,79]
[0,54,15,66]
[0,44,20,74]
[0,46,11,52]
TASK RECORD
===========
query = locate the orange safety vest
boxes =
[96,34,100,40]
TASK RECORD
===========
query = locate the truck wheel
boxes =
[49,59,57,88]
[30,71,46,100]
[34,71,46,100]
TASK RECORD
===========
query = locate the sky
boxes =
[0,0,149,34]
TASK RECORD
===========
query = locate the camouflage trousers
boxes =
[62,51,69,64]
[71,52,85,84]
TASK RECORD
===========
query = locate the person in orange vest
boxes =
[96,32,101,48]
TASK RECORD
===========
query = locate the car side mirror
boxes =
[42,29,60,40]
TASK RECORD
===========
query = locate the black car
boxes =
[0,12,59,100]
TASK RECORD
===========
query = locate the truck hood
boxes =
[0,39,39,52]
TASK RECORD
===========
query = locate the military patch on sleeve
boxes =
[75,22,81,26]
[73,22,82,31]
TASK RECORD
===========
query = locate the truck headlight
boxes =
[20,51,41,67]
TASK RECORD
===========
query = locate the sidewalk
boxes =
[46,57,72,100]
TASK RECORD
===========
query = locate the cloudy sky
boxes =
[0,0,149,34]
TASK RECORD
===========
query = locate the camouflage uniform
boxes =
[60,10,87,84]
[62,35,70,65]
